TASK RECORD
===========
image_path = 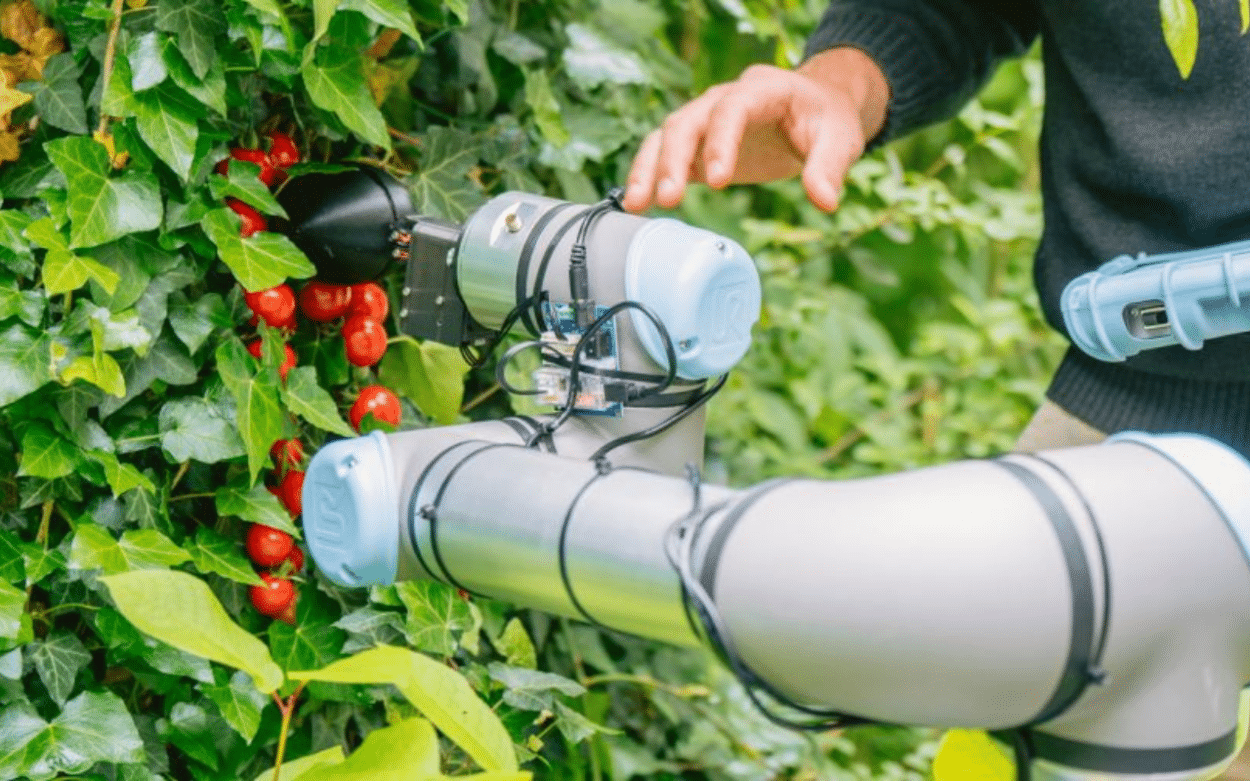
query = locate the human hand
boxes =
[622,47,889,213]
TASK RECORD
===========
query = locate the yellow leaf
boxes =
[931,729,1015,781]
[1242,0,1249,33]
[25,26,63,59]
[1159,0,1200,78]
[0,131,20,162]
[0,70,32,118]
[92,129,129,170]
[0,0,42,51]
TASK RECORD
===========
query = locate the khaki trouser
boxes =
[1011,402,1249,780]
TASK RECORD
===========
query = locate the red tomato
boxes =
[249,574,295,617]
[216,147,280,186]
[274,596,298,625]
[245,524,294,567]
[298,282,352,322]
[342,315,388,367]
[227,199,267,238]
[246,340,297,381]
[267,132,300,168]
[350,385,402,431]
[280,469,305,518]
[270,438,304,471]
[245,284,296,329]
[286,545,305,572]
[347,282,389,321]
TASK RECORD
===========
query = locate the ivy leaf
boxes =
[165,47,227,117]
[201,671,268,742]
[378,336,468,424]
[280,366,355,437]
[61,352,126,398]
[301,45,391,149]
[0,323,52,406]
[215,483,301,538]
[0,579,29,645]
[553,700,616,743]
[69,524,189,575]
[562,24,649,88]
[25,53,88,134]
[127,31,169,91]
[496,618,537,669]
[931,729,1014,781]
[188,526,265,586]
[339,0,420,42]
[168,292,230,355]
[30,631,92,706]
[269,588,345,671]
[298,718,439,781]
[203,208,315,292]
[210,161,288,217]
[216,337,286,482]
[1242,0,1249,33]
[1159,0,1199,78]
[523,70,568,147]
[395,581,477,658]
[131,84,201,181]
[487,663,586,712]
[85,450,156,498]
[289,645,519,773]
[159,396,247,464]
[101,570,284,693]
[44,137,163,249]
[26,217,119,296]
[155,0,225,79]
[409,126,481,221]
[18,422,79,480]
[1,691,145,780]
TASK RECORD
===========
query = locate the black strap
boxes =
[556,464,617,632]
[406,440,482,584]
[697,479,796,598]
[515,203,577,336]
[530,212,588,332]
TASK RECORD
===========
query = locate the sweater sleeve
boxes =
[804,1,1041,142]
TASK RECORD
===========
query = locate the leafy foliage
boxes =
[0,0,1055,779]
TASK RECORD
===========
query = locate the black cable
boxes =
[589,375,727,463]
[1012,729,1033,781]
[663,467,874,732]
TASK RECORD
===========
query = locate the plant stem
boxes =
[96,0,125,136]
[36,500,53,548]
[460,382,501,414]
[270,683,306,781]
[170,461,190,491]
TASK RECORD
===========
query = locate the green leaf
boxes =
[378,336,468,424]
[290,645,518,773]
[69,524,189,575]
[241,0,287,21]
[155,0,225,79]
[216,337,286,482]
[523,70,569,147]
[101,569,284,693]
[44,137,163,249]
[18,422,78,480]
[84,450,155,498]
[252,746,346,781]
[552,700,616,743]
[0,579,28,644]
[340,0,420,42]
[562,23,649,88]
[27,217,119,295]
[488,663,585,711]
[203,208,316,292]
[298,718,439,781]
[27,53,88,134]
[132,84,201,181]
[281,366,355,437]
[215,483,301,538]
[202,671,268,742]
[395,581,477,657]
[1160,0,1199,78]
[0,323,52,405]
[165,47,227,116]
[61,351,127,397]
[408,126,481,221]
[210,161,288,217]
[269,589,346,671]
[301,46,391,149]
[931,729,1014,781]
[30,631,92,706]
[188,526,264,586]
[127,31,169,91]
[159,396,247,464]
[0,691,144,780]
[496,618,537,669]
[312,0,339,43]
[168,292,230,354]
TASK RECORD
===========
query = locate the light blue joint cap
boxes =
[1110,431,1250,561]
[624,219,761,380]
[303,430,399,588]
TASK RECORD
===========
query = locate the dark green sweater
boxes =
[808,0,1250,455]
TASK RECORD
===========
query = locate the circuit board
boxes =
[535,302,623,417]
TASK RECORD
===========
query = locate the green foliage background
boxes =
[0,0,1061,779]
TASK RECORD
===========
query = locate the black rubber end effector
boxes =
[276,167,414,284]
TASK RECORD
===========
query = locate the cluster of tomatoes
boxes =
[221,133,404,622]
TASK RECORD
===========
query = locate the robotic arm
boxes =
[282,171,1250,781]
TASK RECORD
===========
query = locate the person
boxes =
[620,0,1250,459]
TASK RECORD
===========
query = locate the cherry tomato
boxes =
[267,132,300,168]
[350,385,402,431]
[216,147,280,186]
[227,199,267,238]
[347,282,389,321]
[247,339,297,381]
[275,597,298,625]
[245,284,296,329]
[342,315,388,367]
[280,469,305,518]
[250,574,295,617]
[245,524,294,567]
[270,438,304,471]
[298,282,352,322]
[285,545,305,572]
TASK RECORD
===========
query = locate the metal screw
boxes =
[402,286,411,296]
[679,339,694,351]
[504,212,523,233]
[435,295,445,305]
[399,308,409,318]
[714,240,726,252]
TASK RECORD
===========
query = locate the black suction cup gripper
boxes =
[276,167,414,284]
